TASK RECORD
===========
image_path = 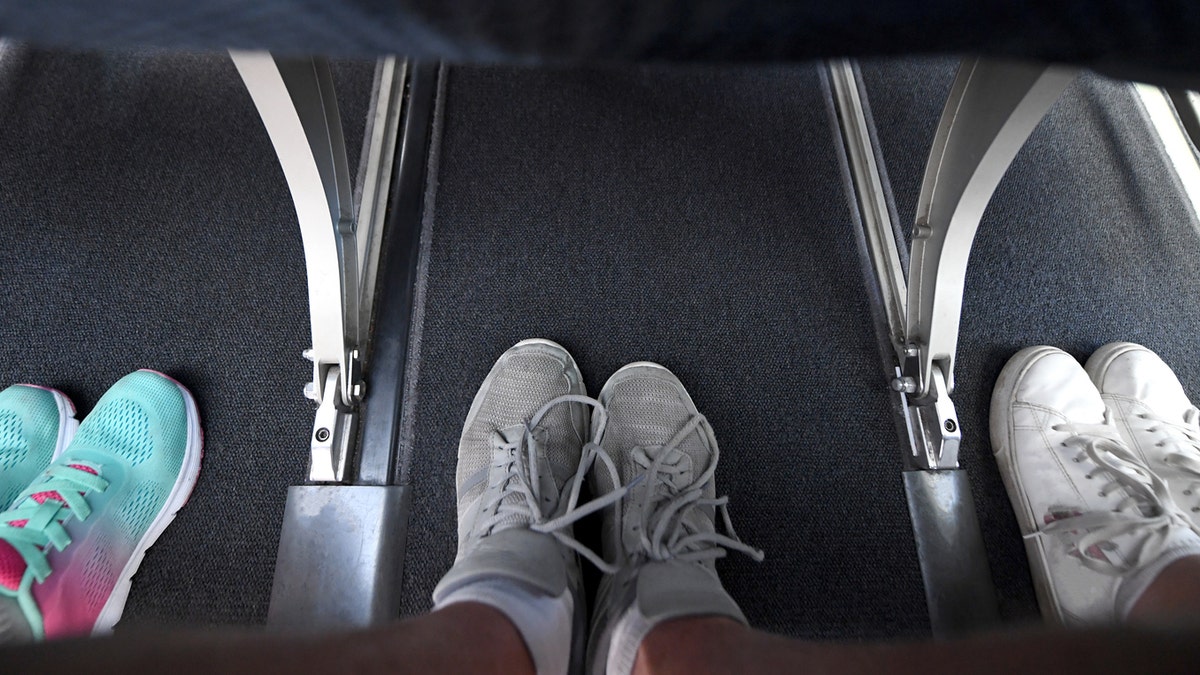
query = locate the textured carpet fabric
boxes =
[398,64,931,639]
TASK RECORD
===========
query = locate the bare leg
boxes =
[1129,556,1200,623]
[634,556,1200,675]
[0,602,534,675]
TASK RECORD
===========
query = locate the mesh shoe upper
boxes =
[453,341,589,557]
[0,386,73,511]
[0,370,200,640]
[593,364,760,572]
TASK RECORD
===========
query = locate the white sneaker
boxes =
[1086,342,1200,526]
[991,346,1200,625]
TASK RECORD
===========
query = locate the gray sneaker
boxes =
[587,362,762,675]
[433,339,610,672]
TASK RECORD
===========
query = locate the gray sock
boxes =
[436,577,573,675]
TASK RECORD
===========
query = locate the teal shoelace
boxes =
[0,463,109,583]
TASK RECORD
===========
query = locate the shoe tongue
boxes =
[643,445,681,462]
[495,424,526,448]
[487,426,550,532]
[0,542,24,592]
[638,445,691,481]
[25,463,98,507]
[0,463,100,592]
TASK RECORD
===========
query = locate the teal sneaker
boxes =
[0,385,79,511]
[0,370,202,640]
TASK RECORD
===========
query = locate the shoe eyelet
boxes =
[1098,491,1107,498]
[1185,490,1193,496]
[1085,474,1094,480]
[1192,507,1200,513]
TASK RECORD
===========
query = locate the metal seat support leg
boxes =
[890,59,1076,634]
[897,58,1077,469]
[833,58,1076,634]
[233,53,416,628]
[231,52,366,483]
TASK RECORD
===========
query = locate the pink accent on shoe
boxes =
[30,465,98,505]
[35,566,110,639]
[1044,510,1112,564]
[0,539,95,638]
[0,541,23,590]
[0,465,101,592]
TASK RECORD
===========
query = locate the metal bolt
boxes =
[315,427,331,443]
[890,377,918,394]
[944,419,957,433]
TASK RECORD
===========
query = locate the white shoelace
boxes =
[1139,407,1200,504]
[625,413,764,565]
[1029,412,1193,574]
[475,394,631,573]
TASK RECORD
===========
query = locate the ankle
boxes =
[1128,554,1200,624]
[633,616,746,675]
[435,576,574,675]
[424,603,535,674]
